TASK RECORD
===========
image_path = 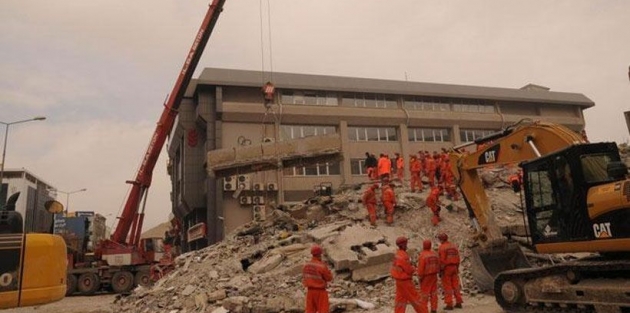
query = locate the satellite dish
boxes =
[44,200,64,214]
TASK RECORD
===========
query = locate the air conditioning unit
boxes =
[253,205,266,221]
[239,196,252,205]
[266,183,278,191]
[223,176,236,191]
[253,183,264,191]
[236,175,251,190]
[252,196,266,205]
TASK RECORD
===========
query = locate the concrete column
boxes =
[399,124,410,181]
[452,124,461,146]
[339,121,350,184]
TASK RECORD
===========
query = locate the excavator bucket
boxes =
[469,242,531,293]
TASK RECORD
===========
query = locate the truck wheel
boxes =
[66,274,77,296]
[112,271,134,293]
[77,273,100,295]
[134,271,152,288]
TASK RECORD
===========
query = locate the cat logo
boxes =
[593,222,612,238]
[478,145,500,165]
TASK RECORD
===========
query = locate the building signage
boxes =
[187,223,206,243]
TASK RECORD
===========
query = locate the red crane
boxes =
[68,0,228,296]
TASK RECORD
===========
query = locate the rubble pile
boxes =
[115,166,531,313]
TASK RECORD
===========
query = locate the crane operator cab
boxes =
[522,142,630,253]
[0,192,67,309]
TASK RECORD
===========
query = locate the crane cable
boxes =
[259,0,280,140]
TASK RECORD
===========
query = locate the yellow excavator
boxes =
[450,119,630,312]
[0,192,67,309]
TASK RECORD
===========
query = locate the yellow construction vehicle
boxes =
[0,192,67,309]
[450,119,630,312]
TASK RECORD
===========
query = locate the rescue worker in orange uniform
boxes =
[377,153,391,182]
[508,169,523,193]
[391,236,425,313]
[441,159,458,201]
[363,183,379,226]
[303,244,333,313]
[424,154,436,187]
[381,182,397,225]
[409,155,423,192]
[437,233,463,310]
[417,239,440,313]
[426,186,443,226]
[395,153,405,182]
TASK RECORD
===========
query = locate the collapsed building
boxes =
[166,68,593,251]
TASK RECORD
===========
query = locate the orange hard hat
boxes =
[437,232,448,241]
[423,239,432,250]
[395,236,408,247]
[311,244,323,256]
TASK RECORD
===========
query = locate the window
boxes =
[281,90,338,106]
[283,162,341,176]
[351,159,367,175]
[459,129,497,143]
[403,97,449,111]
[280,125,336,141]
[348,127,398,142]
[581,153,616,184]
[408,128,451,142]
[527,165,558,238]
[342,93,396,109]
[452,100,495,113]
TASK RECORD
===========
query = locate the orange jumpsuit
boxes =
[426,187,442,226]
[377,156,391,181]
[303,256,333,313]
[396,157,404,181]
[410,157,423,192]
[417,249,440,312]
[441,164,458,201]
[438,241,463,308]
[391,249,425,313]
[362,186,378,226]
[424,157,436,187]
[381,185,396,224]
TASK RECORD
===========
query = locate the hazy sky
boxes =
[2,0,629,230]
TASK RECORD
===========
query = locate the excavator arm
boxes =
[449,120,584,244]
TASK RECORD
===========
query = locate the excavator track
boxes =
[494,257,630,313]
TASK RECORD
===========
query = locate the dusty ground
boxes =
[3,294,116,313]
[3,293,503,313]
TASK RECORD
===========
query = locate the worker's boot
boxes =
[444,305,454,311]
[431,311,437,313]
[454,303,463,309]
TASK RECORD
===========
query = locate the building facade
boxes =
[167,68,593,251]
[0,169,56,233]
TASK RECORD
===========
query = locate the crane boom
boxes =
[111,0,226,244]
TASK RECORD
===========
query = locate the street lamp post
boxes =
[56,188,88,215]
[0,117,47,199]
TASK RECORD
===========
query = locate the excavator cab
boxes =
[522,142,628,249]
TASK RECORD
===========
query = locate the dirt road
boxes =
[2,293,503,313]
[3,294,116,313]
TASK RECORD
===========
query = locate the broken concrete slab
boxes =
[207,134,343,177]
[351,262,391,282]
[248,252,284,274]
[306,220,352,242]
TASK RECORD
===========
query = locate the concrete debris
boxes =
[115,164,581,313]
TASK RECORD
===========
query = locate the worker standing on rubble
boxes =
[365,152,378,181]
[417,239,440,313]
[378,153,391,182]
[426,186,443,226]
[303,244,333,313]
[381,181,397,225]
[409,155,423,192]
[508,169,523,194]
[395,153,404,182]
[391,236,425,313]
[425,154,436,187]
[437,233,463,310]
[441,159,458,201]
[363,183,379,226]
